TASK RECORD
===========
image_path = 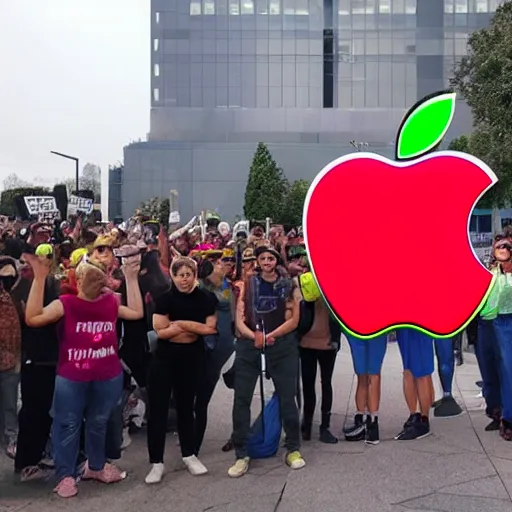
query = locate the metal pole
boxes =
[50,151,80,193]
[75,158,80,193]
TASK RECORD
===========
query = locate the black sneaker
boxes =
[344,414,365,441]
[396,417,431,441]
[433,396,463,418]
[343,414,363,434]
[394,413,421,440]
[485,419,501,432]
[365,417,379,445]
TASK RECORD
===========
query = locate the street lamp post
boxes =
[50,151,80,193]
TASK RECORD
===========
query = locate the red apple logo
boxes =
[304,91,497,338]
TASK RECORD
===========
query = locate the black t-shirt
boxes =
[13,276,60,365]
[153,285,218,351]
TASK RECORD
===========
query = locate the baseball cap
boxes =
[242,247,256,262]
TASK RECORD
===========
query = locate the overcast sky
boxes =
[0,0,150,217]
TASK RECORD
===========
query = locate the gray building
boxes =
[109,0,505,222]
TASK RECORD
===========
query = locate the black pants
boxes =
[233,334,300,459]
[15,363,56,471]
[147,342,205,462]
[299,348,337,427]
[194,340,234,452]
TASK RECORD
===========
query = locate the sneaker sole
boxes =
[397,431,432,441]
[228,467,248,478]
[434,410,465,419]
[364,439,380,445]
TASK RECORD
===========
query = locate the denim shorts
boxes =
[346,334,387,376]
[396,328,434,378]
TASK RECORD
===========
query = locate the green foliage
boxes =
[280,179,310,227]
[0,186,51,216]
[140,197,170,227]
[450,2,512,207]
[244,143,289,222]
[447,135,470,152]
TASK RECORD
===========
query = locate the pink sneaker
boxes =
[82,461,126,483]
[53,477,78,498]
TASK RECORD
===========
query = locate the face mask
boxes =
[0,276,17,292]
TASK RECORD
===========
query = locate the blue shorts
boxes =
[346,334,387,376]
[396,328,434,378]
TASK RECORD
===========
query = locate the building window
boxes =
[190,0,202,14]
[154,64,160,76]
[476,0,488,12]
[230,0,240,14]
[379,0,391,13]
[366,0,376,13]
[489,0,501,12]
[405,0,416,13]
[155,11,160,23]
[352,0,365,14]
[392,0,405,13]
[153,88,160,102]
[455,0,467,13]
[257,0,269,13]
[204,0,215,13]
[153,39,159,51]
[269,0,280,14]
[444,0,454,13]
[241,0,254,13]
[338,0,349,14]
[295,0,309,15]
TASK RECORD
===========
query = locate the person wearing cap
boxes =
[476,234,512,441]
[228,245,305,478]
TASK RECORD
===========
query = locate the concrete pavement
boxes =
[1,341,512,512]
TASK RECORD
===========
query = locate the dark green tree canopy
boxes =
[450,2,512,207]
[280,179,310,227]
[244,143,289,222]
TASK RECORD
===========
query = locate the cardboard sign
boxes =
[67,195,94,217]
[24,196,58,216]
[169,211,180,224]
[38,210,61,224]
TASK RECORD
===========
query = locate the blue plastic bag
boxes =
[247,392,281,459]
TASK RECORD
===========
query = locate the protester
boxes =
[23,252,143,498]
[229,246,305,478]
[146,256,218,483]
[0,256,22,459]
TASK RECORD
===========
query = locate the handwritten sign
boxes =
[24,196,58,216]
[169,211,180,224]
[67,195,93,217]
[38,210,61,224]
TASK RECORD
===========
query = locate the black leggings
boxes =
[146,342,205,462]
[300,348,337,424]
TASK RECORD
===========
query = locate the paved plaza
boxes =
[1,342,512,512]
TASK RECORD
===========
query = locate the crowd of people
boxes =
[0,209,509,499]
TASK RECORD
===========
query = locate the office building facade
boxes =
[110,0,505,222]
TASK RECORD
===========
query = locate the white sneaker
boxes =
[145,463,165,484]
[182,455,208,476]
[228,457,250,478]
[121,427,132,450]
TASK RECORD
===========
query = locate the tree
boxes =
[140,197,170,227]
[2,173,30,191]
[280,179,310,227]
[244,143,289,222]
[60,162,101,202]
[0,186,51,216]
[450,2,512,207]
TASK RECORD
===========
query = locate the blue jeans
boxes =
[491,315,512,421]
[434,338,455,395]
[476,318,503,418]
[51,373,123,481]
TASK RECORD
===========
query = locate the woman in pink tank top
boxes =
[23,253,143,499]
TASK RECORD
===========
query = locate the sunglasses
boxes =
[95,246,112,254]
[497,243,512,251]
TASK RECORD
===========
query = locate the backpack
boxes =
[247,392,281,459]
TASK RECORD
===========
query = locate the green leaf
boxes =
[396,92,456,160]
